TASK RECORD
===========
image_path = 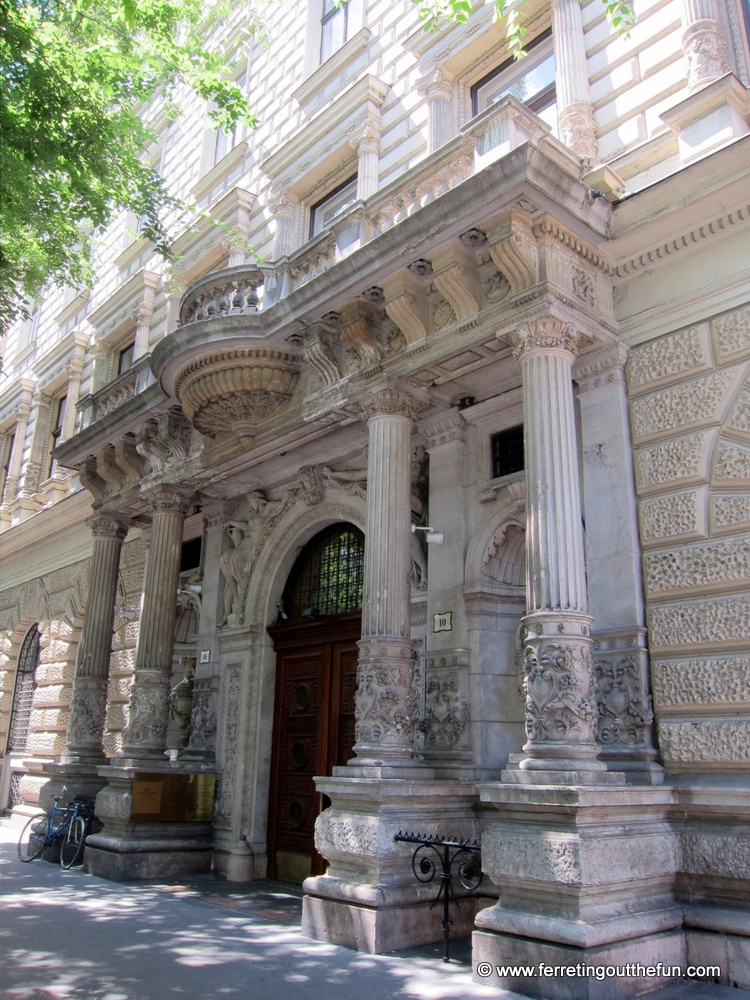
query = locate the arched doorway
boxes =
[267,524,364,882]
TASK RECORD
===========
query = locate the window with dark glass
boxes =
[471,30,557,133]
[47,396,66,478]
[118,341,135,375]
[7,625,40,753]
[309,175,357,238]
[491,425,525,478]
[321,0,348,62]
[180,536,203,573]
[281,523,364,621]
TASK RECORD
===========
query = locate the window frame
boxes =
[320,0,349,63]
[47,395,67,479]
[308,174,358,239]
[470,29,556,125]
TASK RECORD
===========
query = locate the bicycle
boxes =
[17,796,93,869]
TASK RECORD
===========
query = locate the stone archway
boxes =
[266,522,364,882]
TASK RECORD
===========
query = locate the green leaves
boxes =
[0,0,258,325]
[412,0,634,56]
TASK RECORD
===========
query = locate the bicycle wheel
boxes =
[18,814,50,862]
[60,814,87,869]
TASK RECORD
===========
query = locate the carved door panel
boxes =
[268,615,360,882]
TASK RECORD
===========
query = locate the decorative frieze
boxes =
[649,594,750,649]
[658,719,750,764]
[629,368,738,443]
[644,537,750,596]
[652,655,750,709]
[639,489,705,543]
[627,326,712,392]
[712,304,750,363]
[634,432,711,492]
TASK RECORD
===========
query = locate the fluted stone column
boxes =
[352,388,417,764]
[552,0,598,160]
[418,65,453,154]
[65,514,130,762]
[133,272,159,359]
[680,0,730,92]
[513,318,602,774]
[122,486,193,760]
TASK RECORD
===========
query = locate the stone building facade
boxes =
[1,1,749,996]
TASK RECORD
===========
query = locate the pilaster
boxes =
[417,65,453,154]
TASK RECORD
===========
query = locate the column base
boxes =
[302,770,488,953]
[40,760,109,810]
[303,883,487,954]
[85,763,216,881]
[472,928,686,1000]
[475,781,683,997]
[85,827,213,881]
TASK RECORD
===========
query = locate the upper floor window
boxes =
[1,429,15,497]
[309,174,357,237]
[47,395,67,478]
[321,0,348,62]
[213,71,247,165]
[471,30,556,132]
[118,341,136,376]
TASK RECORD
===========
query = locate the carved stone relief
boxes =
[594,656,653,748]
[652,655,750,709]
[417,653,470,753]
[658,719,750,765]
[649,595,750,649]
[215,663,241,827]
[630,368,738,442]
[640,490,705,543]
[634,432,711,491]
[644,537,750,596]
[627,326,712,392]
[712,305,750,363]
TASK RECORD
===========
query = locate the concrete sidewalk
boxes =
[1,824,746,1000]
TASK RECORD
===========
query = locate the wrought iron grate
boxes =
[283,524,364,621]
[7,624,40,752]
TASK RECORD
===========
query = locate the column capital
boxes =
[85,512,131,540]
[572,342,629,393]
[348,113,381,153]
[419,407,466,449]
[417,63,453,100]
[361,386,424,423]
[512,318,580,362]
[144,485,194,516]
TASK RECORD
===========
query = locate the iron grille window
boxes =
[7,624,40,752]
[282,524,364,621]
[491,425,525,478]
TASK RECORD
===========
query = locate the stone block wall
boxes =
[628,303,750,775]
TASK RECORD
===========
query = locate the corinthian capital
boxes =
[512,318,579,362]
[361,387,422,423]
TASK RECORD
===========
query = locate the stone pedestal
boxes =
[302,774,488,953]
[473,783,683,1000]
[304,387,483,951]
[85,764,215,880]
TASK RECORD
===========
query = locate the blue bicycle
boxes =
[17,796,93,868]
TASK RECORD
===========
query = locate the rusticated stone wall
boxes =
[628,303,750,773]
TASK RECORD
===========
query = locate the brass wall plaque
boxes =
[130,772,215,822]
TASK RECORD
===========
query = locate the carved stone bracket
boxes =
[487,210,537,297]
[381,271,429,348]
[431,241,482,323]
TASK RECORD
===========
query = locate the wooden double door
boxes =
[267,614,360,882]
